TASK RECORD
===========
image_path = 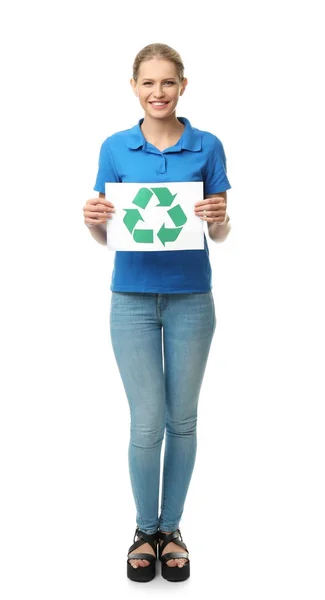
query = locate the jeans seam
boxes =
[160,477,166,526]
[129,443,144,529]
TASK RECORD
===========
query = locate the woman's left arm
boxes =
[194,192,231,243]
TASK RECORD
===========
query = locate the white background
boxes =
[0,0,324,598]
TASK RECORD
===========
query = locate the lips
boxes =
[150,101,169,109]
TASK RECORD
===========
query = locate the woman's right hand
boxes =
[83,197,115,227]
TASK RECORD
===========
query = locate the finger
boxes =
[195,209,226,220]
[84,211,113,219]
[195,197,225,208]
[97,202,115,211]
[86,198,115,207]
[89,204,115,213]
[84,199,115,209]
[195,209,215,220]
[194,208,218,218]
[195,205,225,214]
[194,207,208,217]
[196,214,209,221]
[86,210,112,219]
[84,216,111,224]
[85,218,109,226]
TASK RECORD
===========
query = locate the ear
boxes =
[179,77,188,96]
[130,78,138,96]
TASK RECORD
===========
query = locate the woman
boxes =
[83,43,231,582]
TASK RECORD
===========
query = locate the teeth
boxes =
[152,102,166,105]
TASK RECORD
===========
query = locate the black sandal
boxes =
[127,528,159,582]
[158,529,190,582]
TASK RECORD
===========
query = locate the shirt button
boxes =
[157,155,166,174]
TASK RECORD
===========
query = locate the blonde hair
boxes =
[132,43,185,82]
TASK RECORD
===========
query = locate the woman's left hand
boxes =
[194,196,227,223]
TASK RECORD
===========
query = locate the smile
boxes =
[150,102,169,109]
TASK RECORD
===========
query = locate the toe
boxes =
[129,559,139,569]
[167,559,177,567]
[139,559,149,567]
[176,559,186,568]
[129,558,150,568]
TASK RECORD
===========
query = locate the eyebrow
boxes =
[141,77,177,82]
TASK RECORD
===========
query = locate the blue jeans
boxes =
[109,291,216,534]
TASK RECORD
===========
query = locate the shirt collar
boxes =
[126,117,202,152]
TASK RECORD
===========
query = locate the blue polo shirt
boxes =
[94,117,231,293]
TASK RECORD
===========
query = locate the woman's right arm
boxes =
[83,193,115,246]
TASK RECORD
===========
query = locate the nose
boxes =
[153,84,164,98]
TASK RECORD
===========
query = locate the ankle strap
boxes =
[159,529,182,541]
[134,528,159,546]
[159,529,187,553]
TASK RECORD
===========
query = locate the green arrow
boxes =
[123,209,144,233]
[167,204,187,227]
[132,188,153,209]
[133,229,154,243]
[151,187,177,206]
[157,224,182,246]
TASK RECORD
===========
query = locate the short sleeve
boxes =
[93,139,120,193]
[204,137,231,195]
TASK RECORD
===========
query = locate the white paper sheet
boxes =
[105,181,204,251]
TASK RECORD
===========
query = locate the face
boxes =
[131,58,187,119]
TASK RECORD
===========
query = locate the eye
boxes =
[143,81,153,86]
[163,81,175,86]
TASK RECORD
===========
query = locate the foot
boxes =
[128,541,157,570]
[160,531,188,568]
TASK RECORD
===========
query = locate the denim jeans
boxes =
[109,291,216,534]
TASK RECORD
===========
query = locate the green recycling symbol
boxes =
[123,187,187,246]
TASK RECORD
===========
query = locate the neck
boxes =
[141,113,184,140]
